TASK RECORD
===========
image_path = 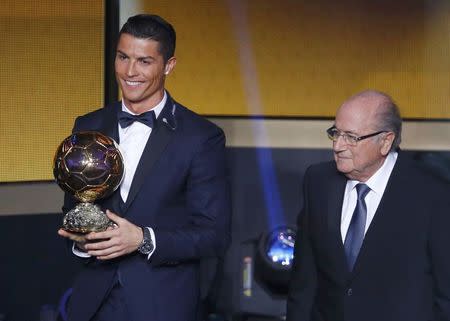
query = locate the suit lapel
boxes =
[97,102,123,213]
[122,97,177,213]
[100,102,120,143]
[326,171,349,277]
[350,154,402,277]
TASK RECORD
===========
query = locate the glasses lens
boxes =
[346,135,358,145]
[327,128,338,141]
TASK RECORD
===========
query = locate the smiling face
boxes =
[115,33,176,114]
[333,93,394,182]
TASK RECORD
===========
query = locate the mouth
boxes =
[334,154,351,160]
[123,80,144,87]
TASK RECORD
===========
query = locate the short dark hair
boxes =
[119,14,176,63]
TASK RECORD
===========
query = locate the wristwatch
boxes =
[137,227,154,255]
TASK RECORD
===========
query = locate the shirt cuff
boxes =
[72,242,91,258]
[146,227,156,260]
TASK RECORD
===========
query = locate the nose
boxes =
[126,61,137,77]
[332,135,347,152]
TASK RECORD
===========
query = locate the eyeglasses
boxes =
[326,126,386,146]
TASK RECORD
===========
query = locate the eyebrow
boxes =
[332,126,358,135]
[116,50,154,61]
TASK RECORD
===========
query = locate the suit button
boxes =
[347,288,353,296]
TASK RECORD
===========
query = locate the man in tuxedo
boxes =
[58,14,231,321]
[287,90,450,321]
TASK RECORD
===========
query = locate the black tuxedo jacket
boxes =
[287,153,450,321]
[63,94,231,321]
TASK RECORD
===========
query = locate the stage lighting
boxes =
[255,226,296,294]
[210,225,297,319]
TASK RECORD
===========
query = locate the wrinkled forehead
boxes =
[335,96,381,133]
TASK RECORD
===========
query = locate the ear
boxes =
[164,57,177,75]
[380,132,395,156]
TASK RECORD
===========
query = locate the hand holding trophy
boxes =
[53,131,124,233]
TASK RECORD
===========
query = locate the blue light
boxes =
[265,227,295,268]
[256,147,286,229]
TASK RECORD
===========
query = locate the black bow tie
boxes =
[118,110,156,128]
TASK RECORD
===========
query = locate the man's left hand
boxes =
[83,210,143,260]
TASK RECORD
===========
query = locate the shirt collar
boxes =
[347,151,398,195]
[121,91,167,119]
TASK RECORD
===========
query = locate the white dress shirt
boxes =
[340,152,398,243]
[72,92,167,258]
[118,93,166,203]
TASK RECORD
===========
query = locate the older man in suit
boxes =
[58,14,230,321]
[287,90,450,321]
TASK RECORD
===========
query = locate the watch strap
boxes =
[138,227,154,255]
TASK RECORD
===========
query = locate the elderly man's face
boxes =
[332,96,393,182]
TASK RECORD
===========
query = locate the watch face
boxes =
[139,241,154,254]
[138,227,154,255]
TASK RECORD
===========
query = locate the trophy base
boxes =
[63,203,114,233]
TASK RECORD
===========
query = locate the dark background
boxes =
[0,148,448,321]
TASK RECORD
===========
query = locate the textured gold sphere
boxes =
[53,131,124,203]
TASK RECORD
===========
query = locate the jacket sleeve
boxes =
[150,127,231,265]
[430,179,450,321]
[286,167,318,321]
